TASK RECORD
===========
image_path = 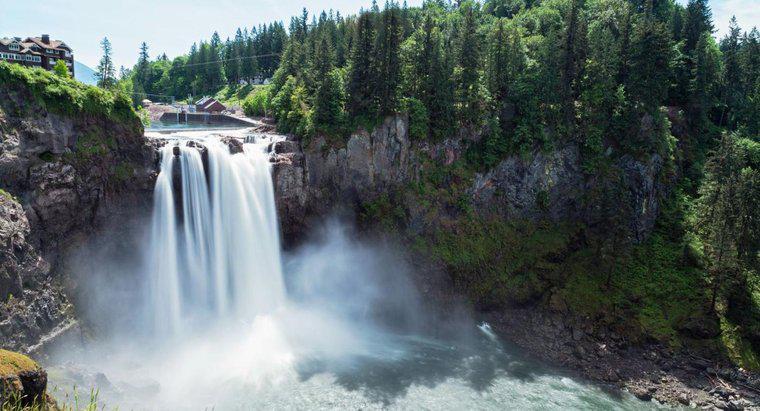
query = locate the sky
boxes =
[1,0,757,71]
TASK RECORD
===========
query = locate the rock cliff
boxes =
[0,79,154,351]
[271,114,670,246]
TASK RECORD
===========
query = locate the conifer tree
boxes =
[96,37,116,89]
[347,11,377,117]
[374,2,403,114]
[454,1,484,128]
[719,16,743,128]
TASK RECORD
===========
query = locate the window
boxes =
[9,44,20,51]
[46,49,55,54]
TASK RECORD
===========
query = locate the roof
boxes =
[194,97,226,111]
[24,37,71,51]
[0,37,43,56]
[202,100,226,111]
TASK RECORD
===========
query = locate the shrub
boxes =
[242,88,271,117]
[0,62,138,126]
[400,97,429,141]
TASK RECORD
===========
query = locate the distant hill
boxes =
[74,61,97,86]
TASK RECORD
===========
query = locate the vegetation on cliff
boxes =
[0,62,138,128]
[0,62,145,190]
[0,350,39,376]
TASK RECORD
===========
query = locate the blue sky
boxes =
[0,0,756,70]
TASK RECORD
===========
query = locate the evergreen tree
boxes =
[689,31,722,131]
[454,1,485,128]
[313,69,346,129]
[347,10,377,117]
[374,2,403,114]
[628,19,673,111]
[401,12,454,139]
[696,133,745,310]
[682,0,713,55]
[719,16,744,129]
[96,37,116,89]
[485,18,525,136]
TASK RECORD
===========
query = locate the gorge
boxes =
[1,0,760,406]
[40,126,658,409]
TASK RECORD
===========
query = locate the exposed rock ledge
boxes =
[271,114,669,245]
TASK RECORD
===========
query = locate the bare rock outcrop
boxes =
[272,114,669,246]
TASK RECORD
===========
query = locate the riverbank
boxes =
[485,308,760,409]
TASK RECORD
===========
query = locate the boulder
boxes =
[0,349,50,407]
[220,136,244,154]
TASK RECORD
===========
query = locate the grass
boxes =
[0,350,39,376]
[214,83,268,108]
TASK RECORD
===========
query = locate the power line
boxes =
[177,52,281,69]
[131,92,175,98]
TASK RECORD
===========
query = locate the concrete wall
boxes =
[159,112,254,126]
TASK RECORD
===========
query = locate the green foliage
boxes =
[52,60,70,78]
[270,76,312,137]
[136,106,151,127]
[0,62,139,127]
[0,189,14,202]
[428,217,579,309]
[313,69,346,133]
[113,162,135,184]
[242,87,271,117]
[399,97,428,141]
[360,192,407,232]
[38,151,55,162]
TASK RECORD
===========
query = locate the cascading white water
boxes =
[148,134,285,335]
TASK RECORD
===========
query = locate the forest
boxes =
[110,0,760,366]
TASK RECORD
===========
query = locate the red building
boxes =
[195,97,226,114]
[0,35,74,76]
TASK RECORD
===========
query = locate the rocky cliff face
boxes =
[273,116,413,243]
[272,114,669,245]
[0,84,154,351]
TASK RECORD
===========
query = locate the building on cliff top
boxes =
[0,34,74,76]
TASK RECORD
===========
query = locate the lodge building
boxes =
[0,34,74,76]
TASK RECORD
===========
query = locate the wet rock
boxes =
[630,386,653,401]
[678,392,691,405]
[220,136,244,154]
[273,140,298,154]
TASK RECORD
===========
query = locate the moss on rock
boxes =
[0,350,39,377]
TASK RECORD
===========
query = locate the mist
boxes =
[45,133,650,410]
[55,212,452,409]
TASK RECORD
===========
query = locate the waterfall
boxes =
[148,135,285,336]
